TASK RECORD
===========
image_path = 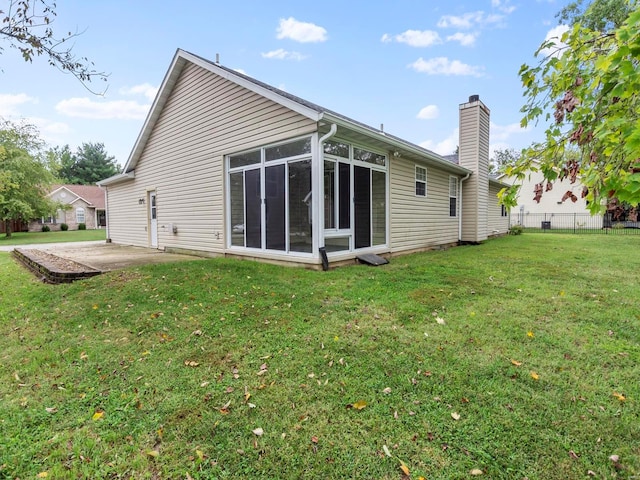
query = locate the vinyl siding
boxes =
[487,182,509,236]
[106,62,316,251]
[390,157,459,252]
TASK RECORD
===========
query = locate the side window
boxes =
[415,166,427,197]
[76,207,86,223]
[449,177,458,217]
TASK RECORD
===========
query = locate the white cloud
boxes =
[437,11,504,29]
[420,128,459,156]
[446,32,477,46]
[491,0,516,14]
[119,83,158,101]
[261,49,308,61]
[56,97,150,120]
[381,29,442,47]
[416,105,440,120]
[276,17,327,43]
[538,25,569,58]
[409,57,484,77]
[490,121,530,142]
[0,93,37,116]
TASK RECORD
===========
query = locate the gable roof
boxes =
[118,49,471,178]
[50,185,106,209]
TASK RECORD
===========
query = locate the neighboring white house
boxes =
[98,49,509,268]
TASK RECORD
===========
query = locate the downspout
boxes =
[317,123,337,270]
[458,173,471,244]
[318,123,338,148]
[99,185,110,242]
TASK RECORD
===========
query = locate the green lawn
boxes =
[0,229,106,246]
[0,234,638,479]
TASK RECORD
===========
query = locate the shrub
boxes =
[509,224,524,235]
[78,223,86,230]
[41,225,50,232]
[60,223,69,231]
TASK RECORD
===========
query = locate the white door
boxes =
[149,191,158,248]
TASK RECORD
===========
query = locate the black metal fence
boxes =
[510,212,640,235]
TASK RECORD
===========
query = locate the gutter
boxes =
[321,113,471,175]
[458,172,471,242]
[317,123,338,270]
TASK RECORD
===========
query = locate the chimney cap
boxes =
[469,94,480,102]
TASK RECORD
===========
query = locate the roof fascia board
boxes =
[321,113,472,175]
[122,49,322,173]
[97,172,135,187]
[47,186,76,199]
[122,50,188,173]
[180,50,322,123]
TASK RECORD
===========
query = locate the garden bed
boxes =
[12,248,102,283]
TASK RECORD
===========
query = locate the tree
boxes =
[557,0,633,30]
[57,142,118,185]
[0,119,59,237]
[490,147,520,174]
[0,0,107,92]
[501,2,640,214]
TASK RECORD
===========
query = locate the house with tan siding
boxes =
[99,49,508,268]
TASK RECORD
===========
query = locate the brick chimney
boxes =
[458,95,490,243]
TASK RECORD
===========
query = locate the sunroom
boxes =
[225,132,389,263]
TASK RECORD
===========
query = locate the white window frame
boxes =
[226,135,314,257]
[449,176,458,217]
[76,207,86,224]
[415,165,427,197]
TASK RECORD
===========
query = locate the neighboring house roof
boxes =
[50,185,106,209]
[100,49,473,187]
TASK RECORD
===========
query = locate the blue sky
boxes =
[0,0,568,167]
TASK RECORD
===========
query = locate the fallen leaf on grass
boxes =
[219,400,231,414]
[311,436,318,444]
[146,450,159,458]
[510,359,522,366]
[252,427,264,436]
[569,450,579,459]
[399,462,410,475]
[436,317,445,325]
[382,444,392,457]
[45,407,57,414]
[92,410,104,421]
[184,360,200,367]
[470,468,483,475]
[612,392,626,402]
[451,412,461,420]
[37,472,48,478]
[530,371,540,381]
[609,454,619,462]
[347,400,367,410]
[382,387,392,394]
[195,449,204,460]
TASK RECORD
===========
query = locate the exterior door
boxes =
[149,191,158,248]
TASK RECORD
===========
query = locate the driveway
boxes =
[5,241,205,271]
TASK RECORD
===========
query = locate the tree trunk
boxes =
[4,220,12,239]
